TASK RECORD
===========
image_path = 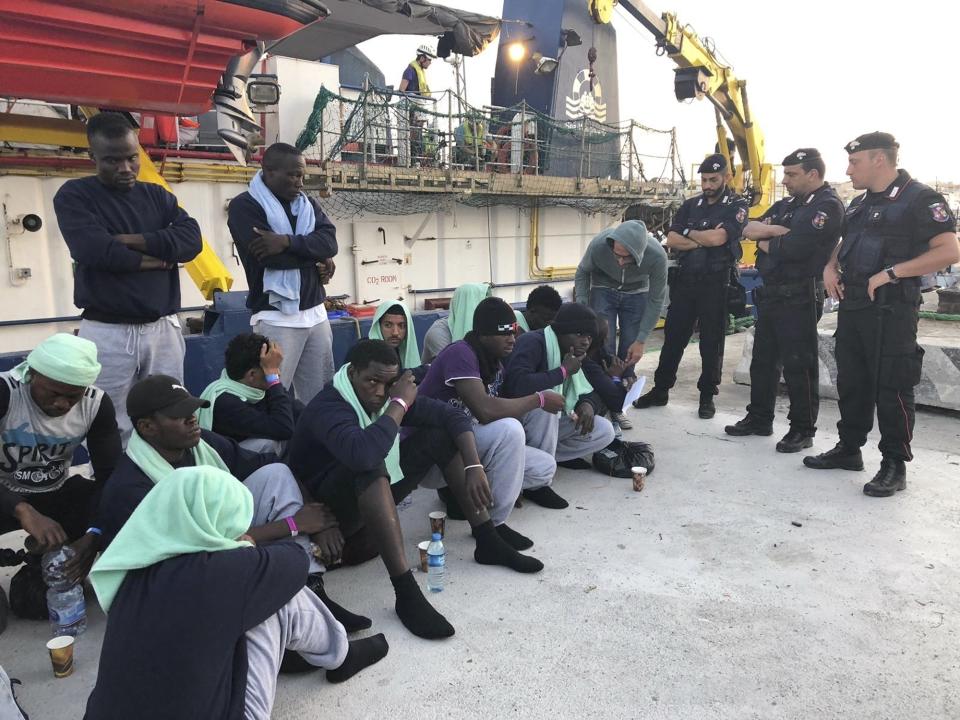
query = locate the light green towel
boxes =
[448,283,491,343]
[368,301,421,369]
[195,370,266,430]
[332,363,403,485]
[126,427,229,484]
[514,309,530,333]
[543,326,594,414]
[10,333,101,387]
[89,466,253,612]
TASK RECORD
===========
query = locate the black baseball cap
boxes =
[127,374,208,420]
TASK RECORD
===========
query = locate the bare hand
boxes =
[260,340,283,376]
[464,466,493,514]
[293,502,339,535]
[539,390,565,414]
[139,256,174,271]
[318,258,336,285]
[64,533,99,584]
[114,233,146,251]
[310,527,345,564]
[756,240,770,254]
[238,534,256,545]
[389,370,418,406]
[867,270,891,301]
[823,263,844,301]
[561,346,582,376]
[624,341,645,365]
[573,402,595,435]
[15,504,67,551]
[622,376,636,391]
[250,227,290,260]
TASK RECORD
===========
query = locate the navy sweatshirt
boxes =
[502,329,599,412]
[85,541,306,720]
[211,384,302,442]
[288,385,473,498]
[98,430,277,547]
[227,192,338,314]
[54,176,202,323]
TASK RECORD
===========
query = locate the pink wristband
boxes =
[284,516,298,537]
[390,397,409,413]
[536,391,545,408]
[560,365,568,380]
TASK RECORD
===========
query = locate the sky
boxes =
[357,0,960,185]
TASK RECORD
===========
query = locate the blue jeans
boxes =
[589,287,648,359]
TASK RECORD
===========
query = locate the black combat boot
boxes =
[862,458,907,497]
[802,441,864,471]
[698,393,716,419]
[724,414,773,437]
[776,429,814,453]
[633,386,669,409]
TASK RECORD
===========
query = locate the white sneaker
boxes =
[612,411,633,430]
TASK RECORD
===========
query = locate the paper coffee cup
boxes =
[47,635,75,678]
[429,510,446,538]
[418,540,430,572]
[631,466,647,493]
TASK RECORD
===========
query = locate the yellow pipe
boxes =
[528,203,576,280]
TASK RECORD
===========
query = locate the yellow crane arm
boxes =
[617,1,776,218]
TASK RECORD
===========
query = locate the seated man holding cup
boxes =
[85,467,387,720]
[502,303,616,500]
[97,375,371,633]
[287,339,543,641]
[419,297,563,529]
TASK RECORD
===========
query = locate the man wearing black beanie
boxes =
[420,297,564,540]
[502,303,615,506]
[634,153,749,419]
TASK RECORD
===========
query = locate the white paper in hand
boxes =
[621,376,646,413]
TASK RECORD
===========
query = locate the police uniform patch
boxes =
[735,207,747,223]
[812,210,828,229]
[929,202,951,223]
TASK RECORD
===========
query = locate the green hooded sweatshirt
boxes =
[574,220,668,343]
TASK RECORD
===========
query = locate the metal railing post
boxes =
[627,121,635,191]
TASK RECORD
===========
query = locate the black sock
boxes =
[522,486,569,509]
[473,520,543,574]
[390,570,455,639]
[472,523,533,551]
[307,574,372,633]
[557,458,591,470]
[326,634,389,684]
[279,649,321,675]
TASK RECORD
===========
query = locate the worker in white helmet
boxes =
[399,43,436,96]
[398,43,437,166]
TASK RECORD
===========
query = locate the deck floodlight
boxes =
[508,42,527,63]
[534,54,559,74]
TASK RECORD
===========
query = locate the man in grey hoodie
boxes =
[575,219,668,363]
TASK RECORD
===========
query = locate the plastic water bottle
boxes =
[42,547,86,637]
[426,532,445,593]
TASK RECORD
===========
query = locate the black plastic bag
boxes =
[592,439,656,478]
[8,563,48,621]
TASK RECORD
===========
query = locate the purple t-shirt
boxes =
[401,65,420,93]
[418,341,502,419]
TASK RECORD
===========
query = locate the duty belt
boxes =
[757,280,818,299]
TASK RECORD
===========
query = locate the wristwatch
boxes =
[884,266,900,284]
[682,228,691,237]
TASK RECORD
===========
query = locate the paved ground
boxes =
[3,332,959,719]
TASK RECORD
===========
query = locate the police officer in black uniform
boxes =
[804,132,959,496]
[725,149,843,452]
[634,153,749,419]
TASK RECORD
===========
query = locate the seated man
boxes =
[453,116,496,167]
[288,340,543,640]
[503,303,616,494]
[367,300,428,383]
[0,334,121,614]
[420,297,565,531]
[85,467,387,720]
[98,375,370,632]
[197,333,299,454]
[514,284,563,334]
[582,318,639,436]
[420,282,491,363]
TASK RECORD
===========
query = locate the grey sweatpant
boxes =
[244,463,323,574]
[521,409,616,463]
[253,320,334,404]
[422,418,557,524]
[79,316,185,444]
[244,587,348,720]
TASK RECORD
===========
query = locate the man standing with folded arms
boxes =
[55,112,202,441]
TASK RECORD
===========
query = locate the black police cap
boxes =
[697,153,727,174]
[844,132,898,154]
[782,148,820,166]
